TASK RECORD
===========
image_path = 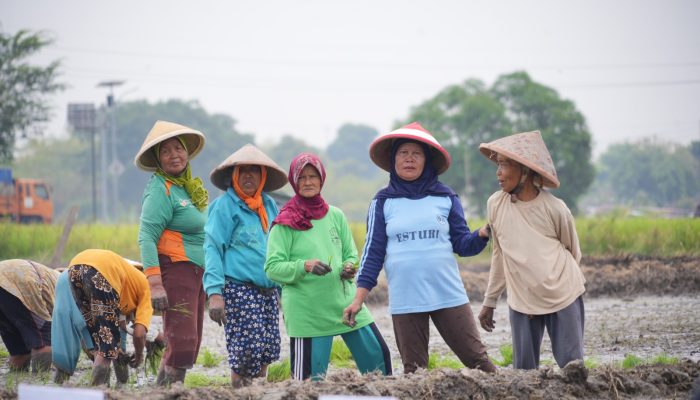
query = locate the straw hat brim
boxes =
[134,121,206,171]
[478,132,560,188]
[210,144,287,192]
[369,133,451,175]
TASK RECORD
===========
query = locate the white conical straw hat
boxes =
[210,144,287,192]
[479,130,560,188]
[134,120,206,171]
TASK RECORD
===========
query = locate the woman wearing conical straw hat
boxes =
[134,120,208,385]
[203,144,287,387]
[477,130,586,370]
[344,122,496,374]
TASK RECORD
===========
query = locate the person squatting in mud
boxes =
[52,249,153,385]
[265,153,393,381]
[203,144,288,387]
[477,130,587,370]
[344,122,496,374]
[135,120,209,385]
[0,259,58,374]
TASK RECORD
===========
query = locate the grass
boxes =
[2,217,698,264]
[427,353,462,370]
[330,338,356,369]
[184,372,230,388]
[197,347,225,368]
[491,344,513,367]
[267,359,291,382]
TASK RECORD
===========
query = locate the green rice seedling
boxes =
[0,345,9,358]
[490,344,513,367]
[539,359,554,366]
[649,353,678,365]
[197,347,225,368]
[584,357,599,369]
[145,339,165,376]
[184,372,229,388]
[330,338,355,369]
[267,359,291,382]
[621,354,643,369]
[427,353,462,370]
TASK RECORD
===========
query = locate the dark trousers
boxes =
[509,295,585,369]
[392,303,495,373]
[0,288,51,355]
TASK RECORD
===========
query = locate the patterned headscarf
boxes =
[154,136,208,211]
[272,153,329,231]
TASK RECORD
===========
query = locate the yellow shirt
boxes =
[69,249,153,330]
[0,259,58,321]
[484,190,586,315]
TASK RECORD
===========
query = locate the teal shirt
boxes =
[203,188,280,295]
[138,174,207,271]
[264,206,372,337]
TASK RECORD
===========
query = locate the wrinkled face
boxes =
[394,142,425,182]
[237,164,262,197]
[158,137,188,176]
[495,154,522,193]
[297,164,321,198]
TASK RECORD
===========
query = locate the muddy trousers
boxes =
[290,322,392,381]
[509,295,585,370]
[392,303,495,373]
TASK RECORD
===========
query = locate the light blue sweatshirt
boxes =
[203,188,280,295]
[358,195,487,314]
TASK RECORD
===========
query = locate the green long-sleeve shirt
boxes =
[264,206,372,337]
[138,174,207,275]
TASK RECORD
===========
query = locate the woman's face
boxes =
[237,164,262,197]
[297,164,321,198]
[495,154,522,193]
[158,137,188,176]
[394,142,425,181]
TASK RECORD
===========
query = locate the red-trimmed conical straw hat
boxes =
[369,122,451,175]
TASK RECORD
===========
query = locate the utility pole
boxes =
[67,103,97,222]
[97,80,124,222]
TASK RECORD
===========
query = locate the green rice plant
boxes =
[621,354,643,369]
[584,357,599,369]
[267,359,291,382]
[648,353,678,365]
[539,359,554,366]
[329,338,356,369]
[0,345,9,358]
[197,347,225,368]
[427,353,462,370]
[490,344,513,367]
[184,372,230,388]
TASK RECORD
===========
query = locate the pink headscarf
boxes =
[272,153,329,231]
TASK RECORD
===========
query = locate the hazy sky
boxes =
[3,0,699,158]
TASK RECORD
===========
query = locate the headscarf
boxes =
[375,139,456,200]
[232,165,270,233]
[272,153,329,231]
[154,136,208,211]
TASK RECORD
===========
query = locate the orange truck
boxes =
[0,168,53,223]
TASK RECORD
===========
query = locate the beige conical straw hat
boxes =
[210,144,287,192]
[134,120,206,171]
[479,130,560,188]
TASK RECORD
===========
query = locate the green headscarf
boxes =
[154,137,208,211]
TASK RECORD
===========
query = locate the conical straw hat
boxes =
[134,120,206,171]
[210,144,287,192]
[479,130,560,188]
[369,122,451,175]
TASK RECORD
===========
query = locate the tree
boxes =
[401,72,594,215]
[326,123,380,177]
[595,139,700,207]
[263,134,320,173]
[0,29,63,162]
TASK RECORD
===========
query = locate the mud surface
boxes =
[1,256,699,399]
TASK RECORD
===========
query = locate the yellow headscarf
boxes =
[232,165,269,233]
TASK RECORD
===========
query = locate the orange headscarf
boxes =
[232,165,269,233]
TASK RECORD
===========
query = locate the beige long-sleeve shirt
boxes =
[483,190,586,315]
[0,259,59,321]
